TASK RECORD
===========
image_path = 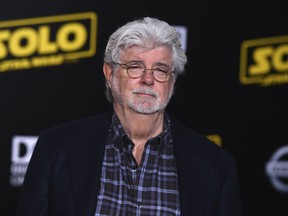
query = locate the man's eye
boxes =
[128,65,142,69]
[155,67,168,73]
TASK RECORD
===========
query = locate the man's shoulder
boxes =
[170,117,234,160]
[170,117,208,143]
[40,110,113,139]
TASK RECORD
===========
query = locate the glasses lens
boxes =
[127,64,144,78]
[153,67,170,82]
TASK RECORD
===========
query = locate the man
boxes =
[17,17,241,216]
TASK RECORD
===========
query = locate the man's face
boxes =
[107,46,175,115]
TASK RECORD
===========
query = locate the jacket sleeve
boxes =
[16,132,50,216]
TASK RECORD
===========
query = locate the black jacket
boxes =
[17,110,241,216]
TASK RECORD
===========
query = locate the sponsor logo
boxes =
[239,35,288,86]
[173,25,188,51]
[207,134,222,146]
[10,135,38,186]
[0,12,97,72]
[265,145,288,193]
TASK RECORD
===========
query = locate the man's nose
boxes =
[140,69,155,86]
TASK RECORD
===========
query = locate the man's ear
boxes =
[103,63,113,88]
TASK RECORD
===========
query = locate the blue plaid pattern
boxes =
[95,112,181,215]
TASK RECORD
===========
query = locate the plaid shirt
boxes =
[95,112,181,216]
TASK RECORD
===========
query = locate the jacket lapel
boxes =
[171,120,207,216]
[68,112,111,216]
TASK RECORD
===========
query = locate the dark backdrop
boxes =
[1,0,288,215]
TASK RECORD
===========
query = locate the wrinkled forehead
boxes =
[119,45,173,64]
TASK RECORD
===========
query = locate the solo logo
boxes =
[10,135,38,186]
[0,12,97,72]
[239,35,288,86]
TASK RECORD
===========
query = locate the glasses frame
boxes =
[113,62,174,83]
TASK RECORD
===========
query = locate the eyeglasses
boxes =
[113,61,174,83]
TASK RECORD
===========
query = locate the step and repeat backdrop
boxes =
[1,0,288,215]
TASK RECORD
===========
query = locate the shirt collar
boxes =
[110,111,171,150]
